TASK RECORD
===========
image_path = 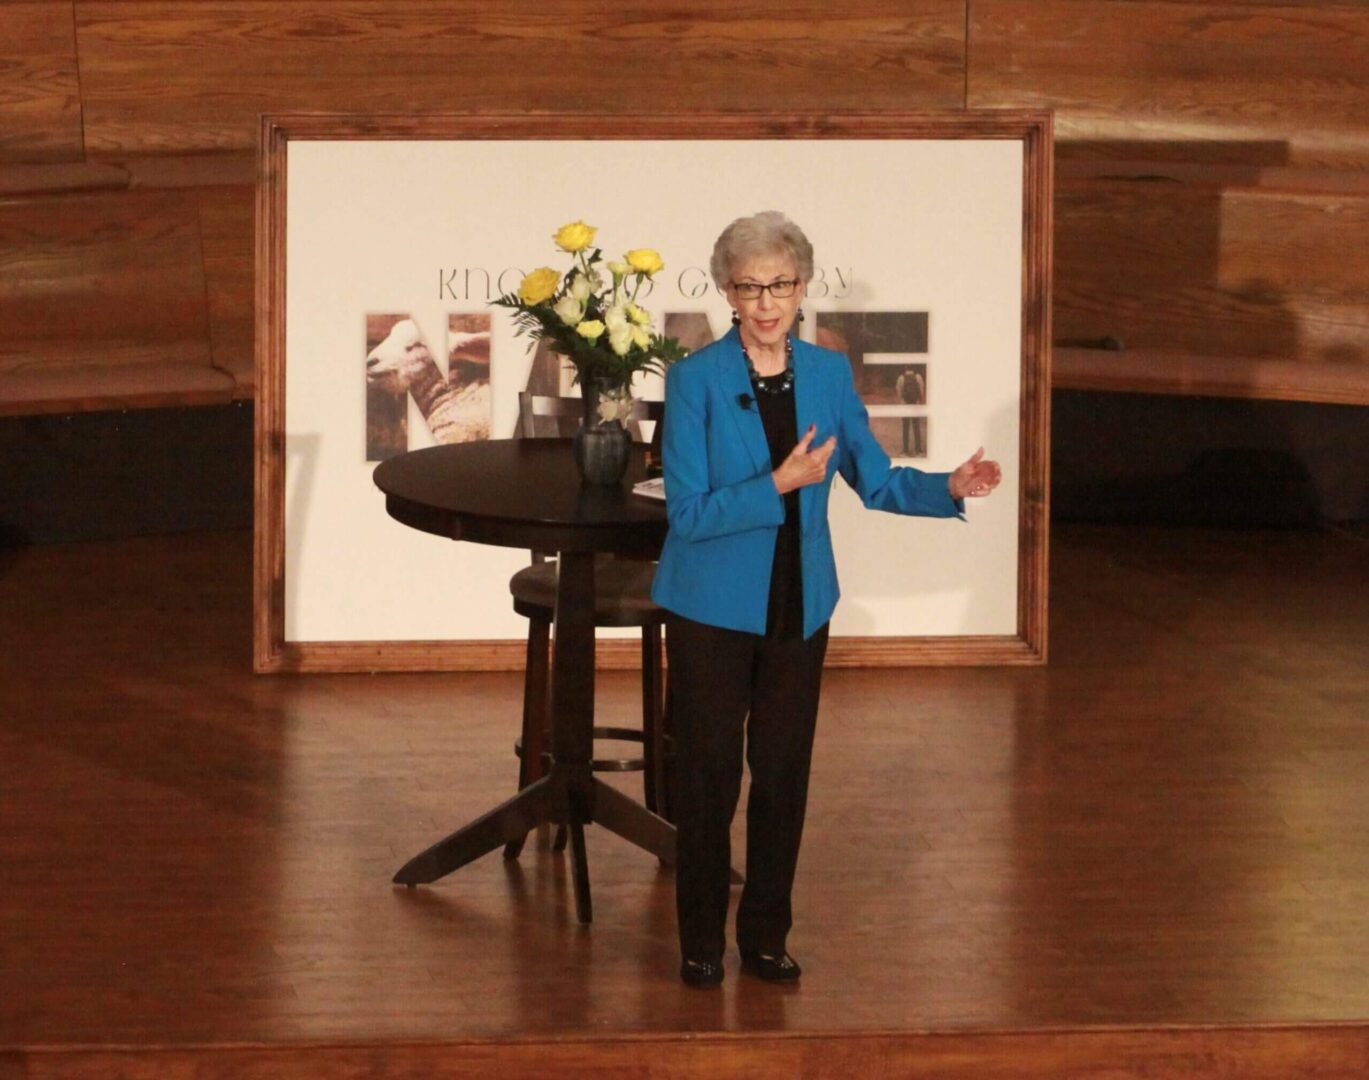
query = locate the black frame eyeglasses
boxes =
[730,279,800,300]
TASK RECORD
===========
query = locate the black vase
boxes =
[574,378,632,485]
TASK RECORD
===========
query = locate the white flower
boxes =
[631,326,651,350]
[553,295,584,326]
[626,303,652,328]
[608,324,633,356]
[595,390,633,422]
[604,303,629,333]
[569,273,592,302]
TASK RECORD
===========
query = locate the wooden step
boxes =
[1053,346,1369,405]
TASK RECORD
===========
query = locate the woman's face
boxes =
[724,252,806,352]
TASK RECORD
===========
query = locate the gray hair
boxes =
[709,211,815,289]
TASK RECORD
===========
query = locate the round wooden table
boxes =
[373,439,672,924]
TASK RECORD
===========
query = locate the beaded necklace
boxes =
[741,334,795,395]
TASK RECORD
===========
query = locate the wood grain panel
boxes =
[970,1,1369,168]
[0,187,233,411]
[13,1028,1369,1080]
[76,1,966,154]
[261,635,1047,674]
[197,182,255,395]
[1054,179,1369,374]
[0,150,255,197]
[1056,158,1369,198]
[0,2,83,164]
[0,361,234,416]
[1054,347,1369,405]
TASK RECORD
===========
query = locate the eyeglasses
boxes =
[730,279,800,300]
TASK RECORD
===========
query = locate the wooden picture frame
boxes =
[255,111,1052,673]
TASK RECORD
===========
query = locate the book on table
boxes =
[631,477,665,501]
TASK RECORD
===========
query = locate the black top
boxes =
[755,377,801,528]
[753,375,804,640]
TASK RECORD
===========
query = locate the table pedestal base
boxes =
[393,765,676,924]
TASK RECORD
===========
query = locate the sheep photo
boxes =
[365,313,492,461]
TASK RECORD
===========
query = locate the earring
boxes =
[731,310,741,326]
[797,308,805,323]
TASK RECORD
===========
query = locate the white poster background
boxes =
[284,139,1022,642]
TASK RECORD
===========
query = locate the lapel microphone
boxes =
[737,393,755,411]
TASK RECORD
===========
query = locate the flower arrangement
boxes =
[494,220,686,421]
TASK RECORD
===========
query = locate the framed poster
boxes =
[255,111,1051,672]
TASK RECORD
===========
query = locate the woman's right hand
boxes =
[773,425,837,495]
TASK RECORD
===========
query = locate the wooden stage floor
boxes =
[1,524,1367,1078]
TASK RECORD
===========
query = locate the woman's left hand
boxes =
[948,447,1002,499]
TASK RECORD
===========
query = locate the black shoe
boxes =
[680,956,724,988]
[739,949,802,981]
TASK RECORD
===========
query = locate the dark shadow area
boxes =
[0,400,254,544]
[0,520,30,578]
[1052,391,1368,527]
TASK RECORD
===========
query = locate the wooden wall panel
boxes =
[197,183,255,395]
[1055,180,1369,361]
[0,151,255,198]
[1053,178,1369,403]
[969,1,1369,168]
[74,1,967,154]
[1052,346,1368,404]
[0,189,235,414]
[3,1,1366,413]
[0,2,85,164]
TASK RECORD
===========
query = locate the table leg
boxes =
[568,821,591,923]
[550,551,596,766]
[552,551,597,923]
[504,615,552,860]
[393,774,558,885]
[592,778,675,864]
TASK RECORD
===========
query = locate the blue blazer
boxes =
[651,326,964,640]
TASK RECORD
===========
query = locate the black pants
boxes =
[667,613,830,959]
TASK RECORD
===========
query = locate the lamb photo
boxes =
[365,312,491,461]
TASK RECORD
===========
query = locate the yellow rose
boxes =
[517,267,560,306]
[553,220,597,253]
[624,248,664,276]
[576,319,606,342]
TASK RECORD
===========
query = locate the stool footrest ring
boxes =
[516,726,674,774]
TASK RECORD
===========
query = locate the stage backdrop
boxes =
[255,112,1052,673]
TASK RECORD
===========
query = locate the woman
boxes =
[651,211,1001,987]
